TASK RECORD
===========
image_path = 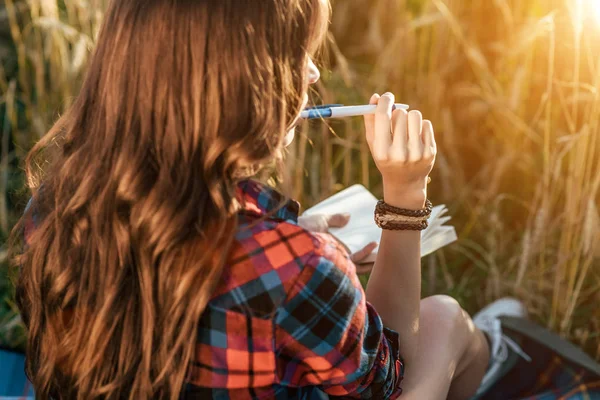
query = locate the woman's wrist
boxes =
[383,185,427,210]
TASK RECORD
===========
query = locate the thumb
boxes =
[326,213,351,228]
[350,242,378,263]
[297,214,329,232]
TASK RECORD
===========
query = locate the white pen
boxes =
[301,103,410,120]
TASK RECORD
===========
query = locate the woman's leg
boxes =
[400,295,490,400]
[447,306,490,400]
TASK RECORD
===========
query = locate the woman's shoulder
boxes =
[234,179,352,267]
[235,214,353,274]
[211,217,354,311]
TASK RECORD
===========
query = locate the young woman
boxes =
[10,0,528,399]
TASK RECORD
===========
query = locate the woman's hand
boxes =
[364,93,437,209]
[297,213,350,233]
[297,213,377,263]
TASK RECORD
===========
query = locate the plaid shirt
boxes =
[21,182,600,399]
[23,180,404,399]
[183,179,404,399]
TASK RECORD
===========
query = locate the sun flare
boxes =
[585,0,600,23]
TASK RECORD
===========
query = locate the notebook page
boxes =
[303,185,457,260]
[303,185,380,255]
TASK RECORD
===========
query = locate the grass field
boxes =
[1,0,599,359]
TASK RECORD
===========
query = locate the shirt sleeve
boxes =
[274,232,404,399]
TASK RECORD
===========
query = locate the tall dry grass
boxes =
[285,0,600,357]
[1,0,599,358]
[0,0,107,348]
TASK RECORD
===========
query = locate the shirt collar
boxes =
[236,179,300,223]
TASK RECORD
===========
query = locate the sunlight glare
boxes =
[586,0,600,23]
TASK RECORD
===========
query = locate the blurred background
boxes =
[0,0,598,361]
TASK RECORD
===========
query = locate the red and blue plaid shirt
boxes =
[21,181,600,399]
[23,180,404,399]
[183,179,404,399]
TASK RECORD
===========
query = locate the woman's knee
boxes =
[420,295,471,347]
[419,295,488,393]
[421,295,463,322]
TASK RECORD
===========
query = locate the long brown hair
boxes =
[8,0,329,398]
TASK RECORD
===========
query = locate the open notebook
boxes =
[303,185,458,264]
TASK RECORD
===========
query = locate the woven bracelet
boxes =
[375,213,428,224]
[374,199,432,231]
[375,199,433,218]
[374,218,429,231]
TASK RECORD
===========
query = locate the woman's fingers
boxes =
[408,110,424,159]
[423,119,437,158]
[297,215,327,232]
[364,93,380,145]
[350,242,378,263]
[363,91,437,206]
[422,120,436,159]
[391,108,408,159]
[326,213,351,228]
[372,93,394,159]
[297,213,351,232]
[355,263,374,275]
